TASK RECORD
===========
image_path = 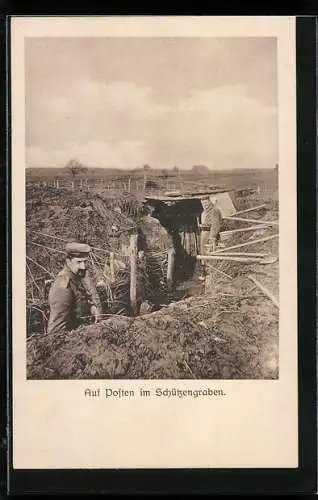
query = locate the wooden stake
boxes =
[207,251,270,257]
[247,275,279,308]
[109,252,115,282]
[197,255,269,263]
[223,216,279,226]
[167,247,175,292]
[220,224,271,236]
[130,234,138,315]
[231,204,266,216]
[212,234,278,254]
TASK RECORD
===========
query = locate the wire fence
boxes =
[25,177,227,197]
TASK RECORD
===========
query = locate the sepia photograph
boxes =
[24,35,280,380]
[11,16,299,472]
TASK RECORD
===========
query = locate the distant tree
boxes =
[191,164,210,175]
[172,166,179,175]
[143,164,151,171]
[65,158,88,178]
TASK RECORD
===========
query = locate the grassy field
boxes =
[26,166,278,197]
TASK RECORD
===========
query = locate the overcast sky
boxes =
[25,37,277,170]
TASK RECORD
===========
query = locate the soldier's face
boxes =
[67,257,88,277]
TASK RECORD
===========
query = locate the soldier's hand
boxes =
[90,305,100,323]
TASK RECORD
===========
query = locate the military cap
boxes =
[65,242,91,257]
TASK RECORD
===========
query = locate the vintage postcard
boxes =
[11,16,298,470]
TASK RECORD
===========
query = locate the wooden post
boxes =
[130,234,138,315]
[200,229,206,254]
[71,181,74,191]
[128,177,131,193]
[184,231,191,254]
[109,252,115,282]
[167,248,175,292]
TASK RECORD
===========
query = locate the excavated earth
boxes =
[27,268,279,380]
[26,185,279,379]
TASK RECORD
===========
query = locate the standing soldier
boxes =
[47,242,101,335]
[209,200,223,252]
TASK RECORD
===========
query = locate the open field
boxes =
[26,166,278,199]
[26,167,279,379]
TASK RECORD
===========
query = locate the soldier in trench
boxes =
[208,200,223,252]
[200,198,223,253]
[46,242,102,335]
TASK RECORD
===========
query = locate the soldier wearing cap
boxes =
[47,242,101,335]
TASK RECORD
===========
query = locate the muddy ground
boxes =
[27,274,278,380]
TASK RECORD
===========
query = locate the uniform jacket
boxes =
[208,205,223,238]
[47,265,101,335]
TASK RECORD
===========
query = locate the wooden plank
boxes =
[167,248,175,292]
[223,216,279,226]
[130,234,138,315]
[247,275,279,308]
[220,224,271,236]
[197,255,268,263]
[206,251,270,257]
[230,204,266,216]
[212,234,278,254]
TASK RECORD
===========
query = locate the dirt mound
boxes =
[27,279,279,380]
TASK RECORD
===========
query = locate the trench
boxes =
[138,198,206,309]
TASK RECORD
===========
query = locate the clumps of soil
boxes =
[27,282,278,380]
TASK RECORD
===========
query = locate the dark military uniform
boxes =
[47,242,102,335]
[47,265,86,334]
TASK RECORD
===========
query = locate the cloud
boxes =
[27,140,147,168]
[26,80,277,170]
